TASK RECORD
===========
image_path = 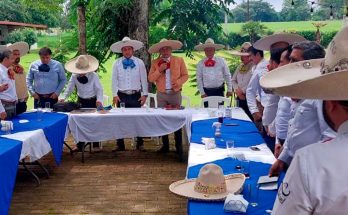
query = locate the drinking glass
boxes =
[37,108,43,121]
[120,102,126,111]
[248,183,259,207]
[225,139,235,157]
[45,102,51,111]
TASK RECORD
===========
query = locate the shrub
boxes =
[5,28,38,48]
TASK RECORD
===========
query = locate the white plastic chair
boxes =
[103,95,110,106]
[145,93,158,108]
[181,95,191,108]
[201,96,231,108]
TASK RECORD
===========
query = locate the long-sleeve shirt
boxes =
[246,59,269,114]
[0,63,17,112]
[196,56,232,95]
[262,94,280,126]
[272,121,348,215]
[231,62,253,93]
[27,59,67,95]
[275,97,292,140]
[60,72,104,103]
[112,56,148,97]
[278,99,337,165]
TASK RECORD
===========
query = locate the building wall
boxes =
[0,26,9,44]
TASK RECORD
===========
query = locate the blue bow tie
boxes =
[122,58,136,70]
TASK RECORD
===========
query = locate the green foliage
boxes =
[6,30,25,44]
[226,32,250,49]
[5,28,38,48]
[280,0,311,21]
[241,21,267,43]
[320,30,338,47]
[0,0,29,22]
[149,25,168,46]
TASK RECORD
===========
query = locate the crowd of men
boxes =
[1,24,348,213]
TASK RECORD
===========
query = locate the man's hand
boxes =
[0,83,9,92]
[252,112,262,122]
[159,63,167,72]
[274,143,283,159]
[113,96,120,107]
[96,101,103,108]
[58,99,65,103]
[269,159,285,177]
[50,93,58,100]
[0,112,7,120]
[235,88,245,100]
[7,68,15,80]
[201,94,207,98]
[138,96,147,106]
[226,91,233,98]
[172,82,179,88]
[32,93,40,100]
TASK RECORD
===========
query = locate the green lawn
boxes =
[222,20,343,33]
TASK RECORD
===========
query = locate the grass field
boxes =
[222,20,343,33]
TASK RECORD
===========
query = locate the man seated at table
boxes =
[194,38,233,106]
[148,38,188,160]
[111,37,148,151]
[59,55,103,152]
[0,49,17,120]
[27,47,67,109]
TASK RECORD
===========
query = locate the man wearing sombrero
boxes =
[111,37,148,151]
[261,26,348,215]
[148,38,188,157]
[231,42,253,119]
[194,38,232,103]
[60,55,103,152]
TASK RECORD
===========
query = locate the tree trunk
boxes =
[77,5,87,55]
[128,0,150,69]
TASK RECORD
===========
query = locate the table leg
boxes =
[64,141,73,156]
[35,160,49,179]
[21,160,40,186]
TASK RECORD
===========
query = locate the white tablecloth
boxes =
[67,108,193,142]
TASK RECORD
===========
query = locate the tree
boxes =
[5,28,37,48]
[241,21,267,43]
[280,0,311,21]
[313,0,345,20]
[0,0,29,23]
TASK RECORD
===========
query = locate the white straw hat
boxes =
[260,25,348,100]
[65,55,99,74]
[148,38,183,54]
[194,38,225,51]
[169,164,245,201]
[254,33,306,51]
[4,42,29,57]
[230,42,252,56]
[110,37,144,53]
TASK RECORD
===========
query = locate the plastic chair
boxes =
[181,95,191,108]
[103,95,110,106]
[145,93,158,108]
[201,96,231,108]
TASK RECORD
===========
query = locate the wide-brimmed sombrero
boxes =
[230,42,252,56]
[254,33,306,51]
[148,38,183,54]
[194,38,224,51]
[65,55,99,74]
[260,25,348,100]
[110,37,143,53]
[169,164,245,201]
[4,42,29,57]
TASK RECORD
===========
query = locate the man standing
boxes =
[111,37,148,151]
[195,38,232,101]
[231,42,253,119]
[0,49,17,119]
[8,42,30,114]
[27,47,67,108]
[148,39,188,159]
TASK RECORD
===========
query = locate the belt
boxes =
[37,93,54,98]
[119,90,140,95]
[78,96,96,100]
[1,99,16,105]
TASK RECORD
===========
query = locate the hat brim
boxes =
[253,33,306,51]
[110,40,144,53]
[169,173,245,201]
[65,55,99,74]
[148,40,183,54]
[194,44,225,51]
[7,42,29,57]
[230,50,250,56]
[260,58,348,100]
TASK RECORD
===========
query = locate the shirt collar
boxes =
[338,120,348,135]
[0,63,8,72]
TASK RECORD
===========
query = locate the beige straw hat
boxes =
[169,164,245,201]
[65,55,99,74]
[110,37,144,53]
[254,33,306,51]
[230,42,252,56]
[148,38,183,54]
[4,42,29,57]
[194,38,225,51]
[260,25,348,100]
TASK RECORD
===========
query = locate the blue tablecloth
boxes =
[0,112,68,165]
[188,118,277,214]
[0,138,22,215]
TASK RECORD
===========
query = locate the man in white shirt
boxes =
[0,49,17,120]
[111,37,148,151]
[195,38,232,106]
[260,26,348,214]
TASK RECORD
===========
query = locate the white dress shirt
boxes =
[262,94,280,126]
[272,120,348,215]
[275,97,293,140]
[60,72,104,103]
[111,56,148,96]
[163,57,172,90]
[231,62,253,93]
[279,99,337,165]
[246,59,269,114]
[196,56,232,95]
[0,63,17,112]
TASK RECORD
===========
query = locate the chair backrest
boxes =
[181,95,191,108]
[201,96,231,108]
[145,93,158,108]
[103,95,110,106]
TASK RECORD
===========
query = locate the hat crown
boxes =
[320,26,348,75]
[160,38,168,43]
[205,38,215,45]
[240,42,251,53]
[194,164,227,194]
[122,37,131,42]
[75,55,90,69]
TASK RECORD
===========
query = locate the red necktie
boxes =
[204,58,216,67]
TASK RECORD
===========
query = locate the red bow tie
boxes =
[204,58,216,67]
[158,59,170,70]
